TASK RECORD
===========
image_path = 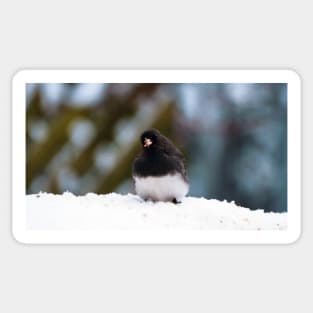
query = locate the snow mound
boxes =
[26,192,287,230]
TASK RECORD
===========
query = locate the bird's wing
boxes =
[160,136,183,157]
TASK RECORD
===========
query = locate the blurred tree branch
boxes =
[26,107,91,189]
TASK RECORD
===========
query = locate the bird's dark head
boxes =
[140,129,161,149]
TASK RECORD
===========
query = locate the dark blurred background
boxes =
[26,83,287,212]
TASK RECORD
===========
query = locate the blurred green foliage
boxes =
[27,83,177,194]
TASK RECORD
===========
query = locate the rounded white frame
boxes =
[12,70,301,244]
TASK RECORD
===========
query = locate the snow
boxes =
[26,192,287,230]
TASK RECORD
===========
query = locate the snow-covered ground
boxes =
[26,192,287,230]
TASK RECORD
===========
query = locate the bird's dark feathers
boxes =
[133,129,188,179]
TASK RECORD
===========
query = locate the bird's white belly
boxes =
[134,174,189,202]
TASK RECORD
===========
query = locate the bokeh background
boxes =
[26,83,287,212]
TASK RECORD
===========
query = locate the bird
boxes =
[132,129,189,203]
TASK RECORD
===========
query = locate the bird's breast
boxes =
[133,174,189,202]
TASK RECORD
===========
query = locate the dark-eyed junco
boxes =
[132,129,189,203]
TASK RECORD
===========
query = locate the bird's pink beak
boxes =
[143,138,152,147]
